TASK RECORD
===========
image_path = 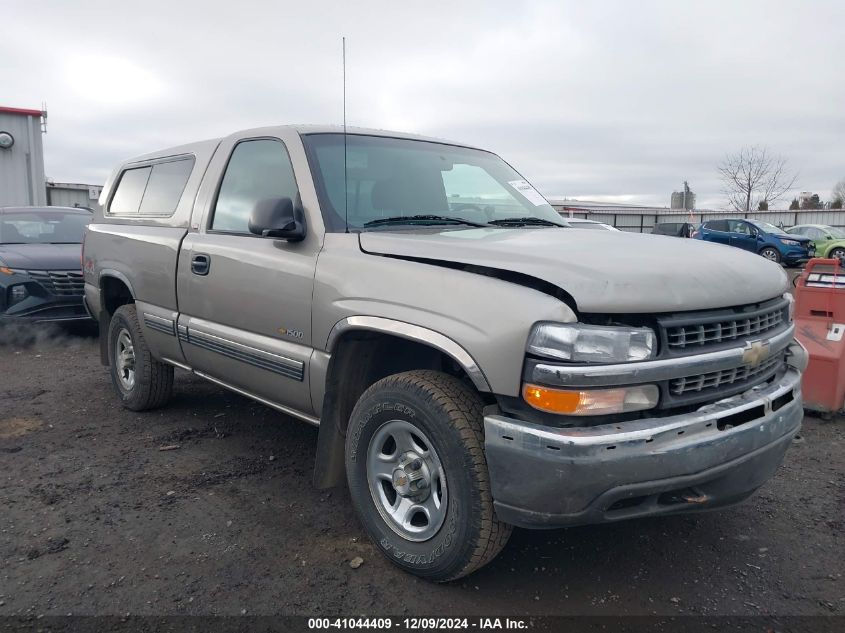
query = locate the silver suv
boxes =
[83,125,807,581]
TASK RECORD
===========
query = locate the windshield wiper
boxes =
[488,217,566,227]
[363,214,488,228]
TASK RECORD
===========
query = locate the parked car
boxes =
[652,221,696,238]
[694,218,813,265]
[560,217,620,231]
[0,206,91,323]
[83,125,805,581]
[785,224,845,260]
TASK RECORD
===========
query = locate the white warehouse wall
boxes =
[0,109,46,207]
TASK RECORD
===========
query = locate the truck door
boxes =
[176,135,319,418]
[728,220,757,252]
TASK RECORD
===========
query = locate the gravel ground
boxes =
[0,324,842,618]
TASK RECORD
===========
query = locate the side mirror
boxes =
[248,197,305,241]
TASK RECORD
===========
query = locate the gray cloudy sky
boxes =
[5,0,843,209]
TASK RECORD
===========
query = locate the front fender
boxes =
[313,235,576,398]
[326,315,491,392]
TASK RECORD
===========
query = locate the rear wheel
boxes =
[759,246,781,263]
[829,247,845,260]
[345,370,512,581]
[107,304,174,411]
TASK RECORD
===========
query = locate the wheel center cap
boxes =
[391,452,431,500]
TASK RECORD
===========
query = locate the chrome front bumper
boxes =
[485,360,803,529]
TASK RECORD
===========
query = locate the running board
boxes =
[159,358,320,427]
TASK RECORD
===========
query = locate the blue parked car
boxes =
[693,218,814,265]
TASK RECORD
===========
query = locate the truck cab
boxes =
[83,125,807,581]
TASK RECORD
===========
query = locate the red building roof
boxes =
[0,106,44,117]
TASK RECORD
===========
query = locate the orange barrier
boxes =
[794,258,845,415]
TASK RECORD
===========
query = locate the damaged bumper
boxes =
[484,358,803,529]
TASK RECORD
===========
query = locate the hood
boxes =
[359,228,788,313]
[0,243,83,271]
[772,232,810,243]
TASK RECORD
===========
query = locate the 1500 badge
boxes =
[277,327,303,339]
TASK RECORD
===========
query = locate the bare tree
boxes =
[717,146,797,212]
[833,178,845,205]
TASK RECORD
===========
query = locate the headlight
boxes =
[780,239,800,246]
[527,322,656,363]
[9,284,29,305]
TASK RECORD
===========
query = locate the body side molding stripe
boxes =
[142,313,177,337]
[179,326,305,381]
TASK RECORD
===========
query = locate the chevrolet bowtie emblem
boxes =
[742,340,770,367]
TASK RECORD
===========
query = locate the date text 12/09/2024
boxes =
[307,618,530,630]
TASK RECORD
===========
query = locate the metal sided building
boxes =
[548,199,845,232]
[46,182,103,213]
[0,105,47,207]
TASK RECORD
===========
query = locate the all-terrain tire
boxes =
[107,304,174,411]
[345,370,512,582]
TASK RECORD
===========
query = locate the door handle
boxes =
[191,254,210,276]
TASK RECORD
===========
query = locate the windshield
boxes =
[749,220,787,235]
[0,210,89,244]
[303,134,564,231]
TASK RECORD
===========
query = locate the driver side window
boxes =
[212,139,298,233]
[728,220,750,234]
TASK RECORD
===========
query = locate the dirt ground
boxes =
[0,325,842,618]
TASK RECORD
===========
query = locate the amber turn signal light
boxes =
[522,383,658,416]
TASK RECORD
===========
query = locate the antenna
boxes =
[343,36,349,233]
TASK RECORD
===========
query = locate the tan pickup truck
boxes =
[83,125,807,581]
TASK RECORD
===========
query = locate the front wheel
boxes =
[345,370,512,581]
[759,246,782,263]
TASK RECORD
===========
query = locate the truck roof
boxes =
[122,125,481,166]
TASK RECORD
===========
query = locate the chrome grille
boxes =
[669,353,784,396]
[24,270,85,296]
[664,302,786,350]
